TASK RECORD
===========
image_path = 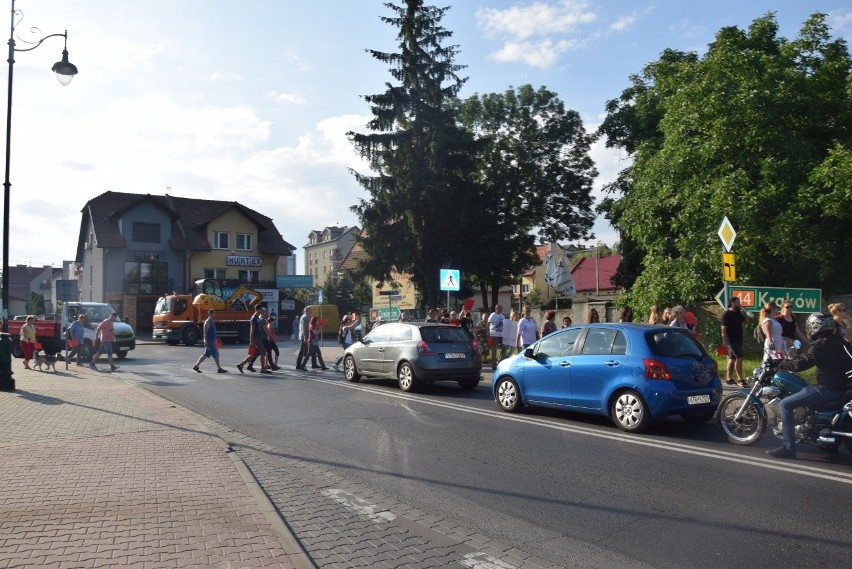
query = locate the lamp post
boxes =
[0,0,76,391]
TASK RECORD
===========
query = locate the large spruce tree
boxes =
[349,0,477,308]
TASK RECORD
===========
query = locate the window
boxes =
[235,233,252,251]
[212,232,229,250]
[238,270,259,284]
[536,328,580,358]
[124,262,168,294]
[581,329,626,355]
[132,222,160,243]
[204,268,227,279]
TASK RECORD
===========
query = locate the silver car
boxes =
[343,322,483,392]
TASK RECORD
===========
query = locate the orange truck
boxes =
[152,279,264,346]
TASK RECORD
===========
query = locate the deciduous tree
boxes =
[598,13,851,312]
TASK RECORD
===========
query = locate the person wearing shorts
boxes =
[237,305,271,374]
[721,296,749,386]
[193,310,227,373]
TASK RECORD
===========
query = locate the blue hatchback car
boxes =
[492,323,722,432]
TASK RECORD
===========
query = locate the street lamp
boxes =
[0,0,76,391]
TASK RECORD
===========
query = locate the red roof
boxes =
[570,255,622,292]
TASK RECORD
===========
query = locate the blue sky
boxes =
[5,0,851,270]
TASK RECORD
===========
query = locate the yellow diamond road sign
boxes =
[718,216,737,252]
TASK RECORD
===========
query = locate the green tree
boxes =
[456,85,596,309]
[26,292,46,316]
[348,0,478,309]
[597,13,852,314]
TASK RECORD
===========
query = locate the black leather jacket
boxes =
[778,332,852,392]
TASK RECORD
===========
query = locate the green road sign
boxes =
[372,306,401,321]
[715,286,822,313]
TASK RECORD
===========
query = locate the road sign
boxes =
[439,269,460,291]
[717,216,737,252]
[276,274,313,288]
[722,252,736,282]
[378,290,401,296]
[715,286,821,313]
[371,306,401,321]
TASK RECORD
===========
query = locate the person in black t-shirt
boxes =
[720,296,750,386]
[776,301,807,355]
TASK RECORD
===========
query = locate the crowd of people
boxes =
[184,299,851,389]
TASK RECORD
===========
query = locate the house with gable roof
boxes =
[75,191,295,331]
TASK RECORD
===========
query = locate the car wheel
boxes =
[611,390,651,433]
[397,362,418,392]
[458,377,479,390]
[182,325,200,346]
[495,376,523,412]
[115,350,128,360]
[11,341,23,358]
[681,411,716,424]
[344,355,360,382]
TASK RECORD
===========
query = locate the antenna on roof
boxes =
[166,186,171,194]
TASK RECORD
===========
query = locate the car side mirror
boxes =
[524,347,536,359]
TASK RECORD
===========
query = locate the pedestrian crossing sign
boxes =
[440,269,460,291]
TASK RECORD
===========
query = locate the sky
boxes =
[4,0,851,271]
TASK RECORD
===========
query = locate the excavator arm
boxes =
[192,279,264,312]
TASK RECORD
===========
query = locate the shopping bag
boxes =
[215,338,223,349]
[68,339,79,348]
[248,344,257,357]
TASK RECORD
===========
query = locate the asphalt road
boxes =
[120,339,852,568]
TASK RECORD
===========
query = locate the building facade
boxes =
[75,191,295,331]
[303,226,359,287]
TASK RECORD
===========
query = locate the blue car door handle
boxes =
[559,362,571,368]
[604,360,620,367]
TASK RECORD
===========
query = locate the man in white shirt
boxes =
[516,306,539,351]
[488,304,506,370]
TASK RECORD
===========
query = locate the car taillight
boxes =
[417,341,435,356]
[471,341,481,355]
[643,358,671,380]
[710,359,718,377]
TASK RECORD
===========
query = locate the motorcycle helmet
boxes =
[805,312,836,340]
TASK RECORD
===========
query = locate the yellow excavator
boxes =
[192,278,264,312]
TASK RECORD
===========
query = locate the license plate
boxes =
[444,353,465,359]
[688,394,711,405]
[119,346,130,352]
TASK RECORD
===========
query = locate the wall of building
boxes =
[189,209,278,284]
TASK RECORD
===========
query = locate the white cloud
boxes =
[269,91,308,104]
[477,0,597,40]
[476,0,645,67]
[490,38,579,68]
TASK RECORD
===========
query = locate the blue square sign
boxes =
[439,269,460,291]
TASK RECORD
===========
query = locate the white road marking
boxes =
[309,376,852,485]
[321,489,397,522]
[461,552,518,569]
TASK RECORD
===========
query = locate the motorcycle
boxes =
[717,354,852,452]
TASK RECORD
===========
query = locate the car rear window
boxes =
[420,326,471,343]
[646,329,704,358]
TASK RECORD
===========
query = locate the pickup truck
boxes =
[8,302,136,360]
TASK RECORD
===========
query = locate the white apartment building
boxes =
[303,226,359,286]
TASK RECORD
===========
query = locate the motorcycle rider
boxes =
[767,312,852,459]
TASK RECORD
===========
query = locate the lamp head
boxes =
[52,48,77,85]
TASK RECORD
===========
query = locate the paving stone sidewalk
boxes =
[0,362,306,569]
